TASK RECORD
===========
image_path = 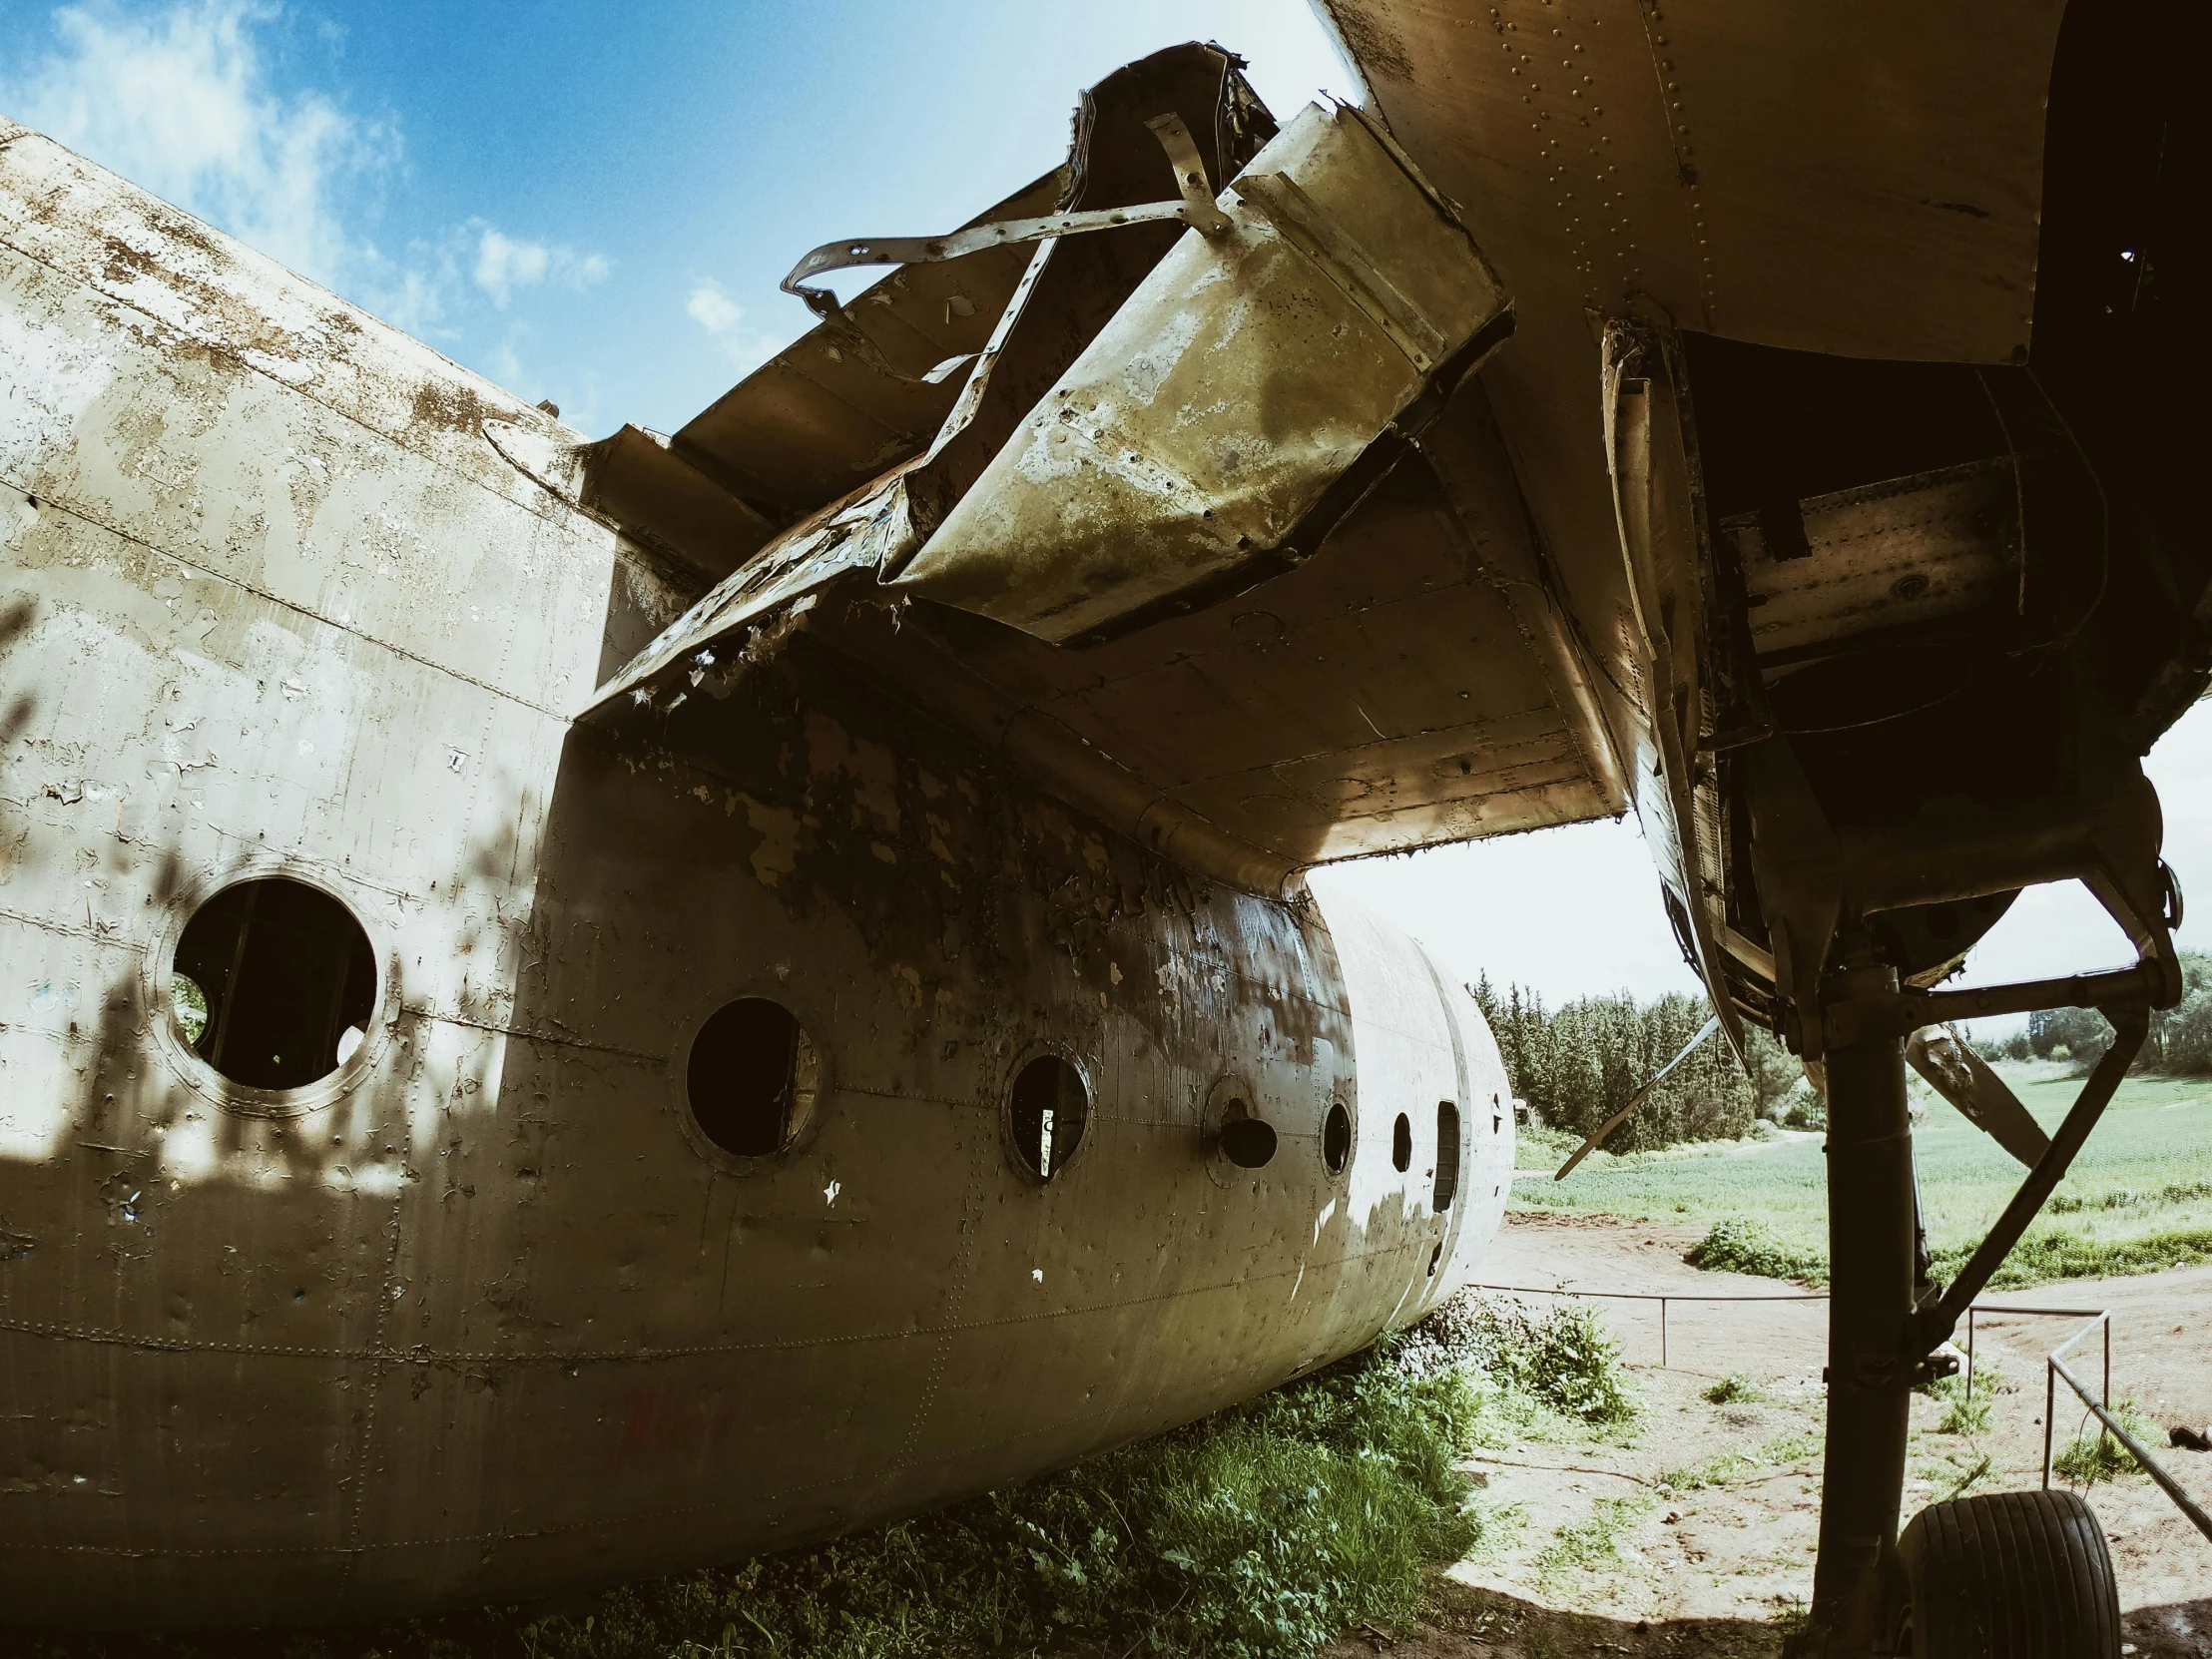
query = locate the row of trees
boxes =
[1468,976,1801,1152]
[1475,948,2212,1157]
[1977,950,2212,1073]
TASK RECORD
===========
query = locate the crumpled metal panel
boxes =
[891,101,1509,644]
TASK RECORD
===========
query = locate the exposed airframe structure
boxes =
[0,4,2203,1651]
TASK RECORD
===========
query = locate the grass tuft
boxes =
[1918,1367,1998,1435]
[2053,1398,2153,1487]
[1931,1448,1997,1503]
[1684,1216,1829,1285]
[1701,1372,1765,1404]
[1533,1493,1654,1595]
[514,1342,1487,1659]
[1657,1431,1816,1496]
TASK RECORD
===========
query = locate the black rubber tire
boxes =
[1895,1489,2120,1658]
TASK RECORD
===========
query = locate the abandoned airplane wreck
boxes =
[0,4,2200,1653]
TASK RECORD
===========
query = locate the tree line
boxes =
[1476,948,2212,1159]
[1469,976,1802,1153]
[1977,949,2212,1073]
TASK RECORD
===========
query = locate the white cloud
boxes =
[686,278,744,337]
[473,226,607,309]
[0,1,609,403]
[0,0,378,286]
[685,277,790,373]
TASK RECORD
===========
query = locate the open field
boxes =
[1514,1065,2212,1286]
[1323,1215,2212,1659]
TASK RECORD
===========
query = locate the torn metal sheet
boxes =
[486,419,775,585]
[889,101,1511,644]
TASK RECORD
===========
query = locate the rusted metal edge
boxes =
[803,598,1306,897]
[781,112,1231,320]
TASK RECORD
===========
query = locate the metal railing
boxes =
[1468,1282,2212,1544]
[1463,1281,1824,1370]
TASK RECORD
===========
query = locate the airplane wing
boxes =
[578,42,1630,896]
[574,13,2206,1066]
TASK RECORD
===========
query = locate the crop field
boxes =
[1514,1063,2212,1286]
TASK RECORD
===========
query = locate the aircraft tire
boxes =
[1894,1488,2120,1658]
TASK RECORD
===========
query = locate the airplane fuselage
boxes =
[0,115,1509,1627]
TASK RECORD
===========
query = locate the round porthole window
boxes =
[1009,1054,1088,1181]
[1323,1102,1353,1174]
[687,998,819,1157]
[172,876,376,1090]
[1391,1111,1412,1173]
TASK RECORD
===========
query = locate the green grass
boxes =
[1534,1493,1655,1595]
[1520,1068,2212,1290]
[1701,1372,1765,1405]
[2053,1398,2153,1486]
[474,1352,1487,1659]
[1919,1368,1997,1435]
[1412,1297,1642,1430]
[1928,1447,1997,1503]
[1656,1431,1818,1496]
[18,1296,1642,1659]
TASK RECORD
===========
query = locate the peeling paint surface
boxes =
[0,124,1512,1627]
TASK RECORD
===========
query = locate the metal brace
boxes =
[780,111,1232,321]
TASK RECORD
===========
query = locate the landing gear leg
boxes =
[1808,962,1917,1650]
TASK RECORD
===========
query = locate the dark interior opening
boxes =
[1390,1112,1411,1173]
[1433,1100,1461,1212]
[1218,1104,1278,1170]
[1323,1102,1353,1174]
[1010,1054,1088,1180]
[173,876,375,1090]
[688,998,813,1156]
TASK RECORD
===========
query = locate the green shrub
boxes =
[1404,1296,1641,1426]
[1684,1216,1829,1285]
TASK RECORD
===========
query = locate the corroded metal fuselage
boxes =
[0,119,1510,1626]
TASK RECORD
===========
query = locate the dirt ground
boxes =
[1329,1212,2212,1658]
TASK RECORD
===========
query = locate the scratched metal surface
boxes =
[0,119,1511,1626]
[1306,0,2072,949]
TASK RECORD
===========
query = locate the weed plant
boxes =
[2053,1399,2152,1486]
[1404,1296,1642,1430]
[1930,1448,1997,1503]
[1701,1373,1764,1404]
[1656,1431,1817,1496]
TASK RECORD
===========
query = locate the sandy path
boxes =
[1327,1213,2212,1657]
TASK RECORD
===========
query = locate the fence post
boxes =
[2043,1361,2057,1489]
[1661,1297,1668,1369]
[1964,1306,1976,1401]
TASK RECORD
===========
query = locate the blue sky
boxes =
[0,0,1359,433]
[7,0,2208,1015]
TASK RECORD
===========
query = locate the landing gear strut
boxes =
[1809,962,1917,1649]
[1798,946,2155,1655]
